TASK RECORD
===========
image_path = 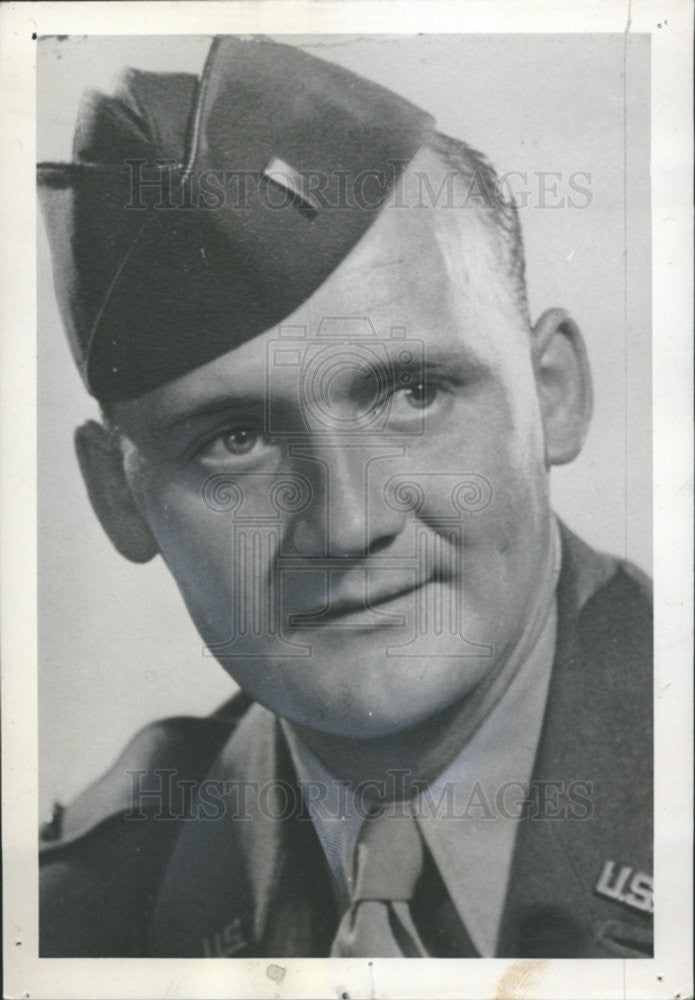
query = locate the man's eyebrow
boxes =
[352,355,451,385]
[156,395,267,436]
[375,349,484,379]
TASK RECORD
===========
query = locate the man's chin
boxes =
[254,653,494,741]
[284,701,428,741]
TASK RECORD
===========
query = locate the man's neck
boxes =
[286,686,503,798]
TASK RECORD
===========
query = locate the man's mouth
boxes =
[286,578,431,628]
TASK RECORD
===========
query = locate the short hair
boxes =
[425,131,530,323]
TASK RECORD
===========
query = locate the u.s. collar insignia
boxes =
[201,917,248,957]
[595,860,653,914]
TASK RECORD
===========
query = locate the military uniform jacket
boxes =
[39,525,653,958]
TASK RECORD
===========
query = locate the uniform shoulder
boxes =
[40,690,253,852]
[558,523,653,715]
[558,520,652,616]
[39,692,254,956]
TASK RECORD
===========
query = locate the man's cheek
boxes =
[456,455,548,576]
[149,497,286,647]
[133,478,233,586]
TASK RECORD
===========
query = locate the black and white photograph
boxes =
[1,3,692,999]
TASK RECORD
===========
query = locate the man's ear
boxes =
[74,420,159,563]
[531,308,593,467]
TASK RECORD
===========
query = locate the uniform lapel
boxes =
[497,525,653,957]
[147,702,338,956]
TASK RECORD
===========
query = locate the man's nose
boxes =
[290,439,407,557]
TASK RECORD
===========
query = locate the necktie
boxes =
[330,806,428,957]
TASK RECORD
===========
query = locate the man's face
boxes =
[111,167,554,739]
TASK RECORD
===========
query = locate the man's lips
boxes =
[286,578,432,627]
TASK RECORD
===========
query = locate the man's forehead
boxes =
[300,186,450,315]
[302,154,509,318]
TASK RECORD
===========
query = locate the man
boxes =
[37,34,652,958]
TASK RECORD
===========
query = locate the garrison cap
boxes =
[38,36,435,401]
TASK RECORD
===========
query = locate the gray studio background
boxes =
[38,34,651,818]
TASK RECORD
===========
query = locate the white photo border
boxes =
[1,2,692,998]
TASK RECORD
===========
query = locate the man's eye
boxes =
[194,425,277,464]
[222,427,260,455]
[400,381,438,409]
[380,377,454,431]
